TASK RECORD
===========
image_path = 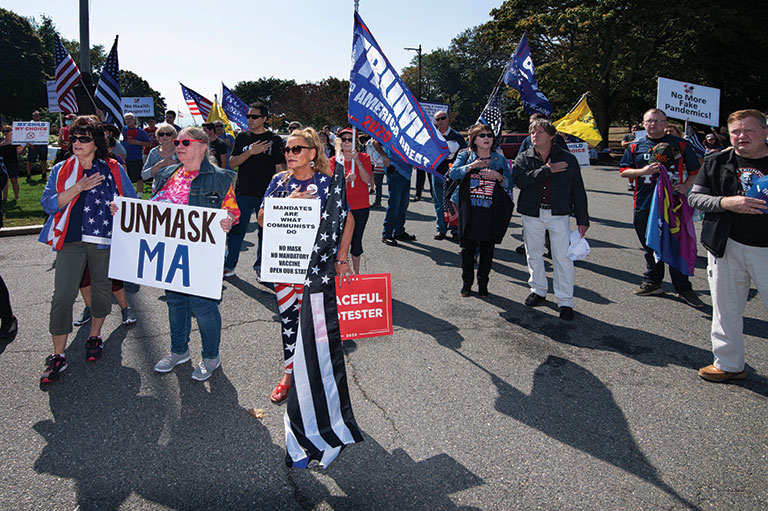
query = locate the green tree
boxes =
[232,77,297,112]
[271,78,350,129]
[0,9,48,119]
[29,15,106,81]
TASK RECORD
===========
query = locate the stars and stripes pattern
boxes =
[274,283,304,373]
[53,34,81,114]
[284,162,363,469]
[477,84,504,137]
[684,124,707,158]
[94,36,123,129]
[180,83,213,119]
[80,161,120,245]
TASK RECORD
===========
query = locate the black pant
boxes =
[415,170,431,198]
[632,208,692,292]
[0,275,12,323]
[461,239,494,287]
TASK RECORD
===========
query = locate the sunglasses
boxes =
[434,116,447,122]
[246,114,265,119]
[71,135,95,143]
[476,133,494,139]
[341,137,354,142]
[1,130,11,133]
[173,139,206,147]
[157,132,174,137]
[283,145,311,155]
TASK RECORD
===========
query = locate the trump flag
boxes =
[503,34,552,117]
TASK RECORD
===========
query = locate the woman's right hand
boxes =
[289,190,316,199]
[469,158,490,170]
[77,173,105,192]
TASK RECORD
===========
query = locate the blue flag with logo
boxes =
[348,12,449,176]
[222,83,249,131]
[503,34,552,117]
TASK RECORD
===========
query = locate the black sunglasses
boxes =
[157,132,174,137]
[476,133,494,139]
[173,139,206,146]
[246,114,265,119]
[341,137,354,142]
[283,145,311,155]
[71,135,94,143]
[434,116,447,122]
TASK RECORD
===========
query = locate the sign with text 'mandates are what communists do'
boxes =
[109,197,228,300]
[260,197,321,285]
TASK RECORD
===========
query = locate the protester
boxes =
[449,124,513,297]
[25,110,49,182]
[619,108,704,307]
[141,123,178,180]
[106,137,126,166]
[330,128,372,274]
[665,123,684,138]
[513,118,590,320]
[54,113,76,164]
[215,121,235,168]
[165,110,183,133]
[379,141,415,246]
[365,135,388,208]
[122,112,152,195]
[703,133,724,155]
[203,122,228,168]
[0,275,17,341]
[38,115,137,384]
[0,157,7,227]
[143,127,239,381]
[287,121,302,133]
[103,124,127,161]
[432,111,468,240]
[318,131,334,158]
[257,127,355,403]
[688,109,768,383]
[621,124,641,149]
[225,102,285,279]
[1,125,24,201]
[143,118,158,162]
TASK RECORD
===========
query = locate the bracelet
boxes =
[335,260,347,265]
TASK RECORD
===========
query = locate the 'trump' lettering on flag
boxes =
[53,34,81,114]
[348,12,448,176]
[94,36,123,129]
[503,34,552,117]
[284,160,363,469]
[180,83,213,119]
[221,83,249,131]
[476,84,504,137]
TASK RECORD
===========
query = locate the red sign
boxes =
[335,273,393,340]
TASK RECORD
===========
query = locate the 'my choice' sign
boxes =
[656,77,720,126]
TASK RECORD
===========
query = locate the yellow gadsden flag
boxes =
[206,97,235,137]
[553,94,603,147]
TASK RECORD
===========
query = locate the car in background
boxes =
[497,133,528,159]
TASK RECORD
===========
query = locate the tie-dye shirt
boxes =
[151,166,240,222]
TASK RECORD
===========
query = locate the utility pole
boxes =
[75,0,95,113]
[404,44,422,100]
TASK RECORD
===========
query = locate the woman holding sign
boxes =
[258,127,355,403]
[145,127,239,382]
[38,115,137,384]
[329,128,372,275]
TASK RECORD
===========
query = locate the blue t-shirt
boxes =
[122,127,150,162]
[619,134,700,211]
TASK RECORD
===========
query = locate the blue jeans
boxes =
[432,176,454,235]
[382,172,410,238]
[165,290,221,359]
[225,194,263,271]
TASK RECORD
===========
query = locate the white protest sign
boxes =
[260,197,321,284]
[420,102,450,122]
[122,97,155,117]
[12,122,50,145]
[656,77,720,126]
[568,142,590,167]
[46,80,63,113]
[109,197,228,300]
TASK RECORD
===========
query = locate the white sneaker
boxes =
[154,351,191,373]
[223,267,236,278]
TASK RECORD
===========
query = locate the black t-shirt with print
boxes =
[729,154,768,247]
[231,131,285,196]
[208,138,228,167]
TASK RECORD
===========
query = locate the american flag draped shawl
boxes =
[53,34,81,114]
[180,83,213,119]
[283,161,364,469]
[94,36,123,129]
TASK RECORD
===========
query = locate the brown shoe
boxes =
[697,364,747,383]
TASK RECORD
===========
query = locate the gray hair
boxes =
[529,119,556,136]
[178,126,216,166]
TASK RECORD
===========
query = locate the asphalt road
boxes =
[0,164,766,511]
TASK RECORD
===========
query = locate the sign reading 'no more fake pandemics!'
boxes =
[260,197,321,285]
[109,197,228,300]
[656,77,720,126]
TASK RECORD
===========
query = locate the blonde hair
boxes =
[285,127,330,176]
[155,123,177,138]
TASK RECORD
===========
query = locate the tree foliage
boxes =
[272,78,350,129]
[0,9,48,119]
[232,77,297,110]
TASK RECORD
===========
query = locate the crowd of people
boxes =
[0,103,765,390]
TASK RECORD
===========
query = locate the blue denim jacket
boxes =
[153,158,236,209]
[448,150,513,203]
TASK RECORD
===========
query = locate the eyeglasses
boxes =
[434,116,447,122]
[476,133,494,139]
[644,119,666,124]
[246,114,265,120]
[173,139,206,147]
[283,145,311,155]
[71,135,95,143]
[157,132,174,137]
[341,137,354,142]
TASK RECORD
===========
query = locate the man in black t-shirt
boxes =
[688,109,768,383]
[203,123,228,168]
[224,101,285,278]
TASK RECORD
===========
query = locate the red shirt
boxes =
[330,153,372,210]
[144,125,158,155]
[59,126,71,149]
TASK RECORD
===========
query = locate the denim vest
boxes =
[153,158,235,209]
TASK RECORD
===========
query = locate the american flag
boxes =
[180,83,212,119]
[53,34,81,114]
[684,124,707,158]
[284,161,364,469]
[94,36,123,129]
[477,84,504,137]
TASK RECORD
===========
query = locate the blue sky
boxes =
[9,0,504,123]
